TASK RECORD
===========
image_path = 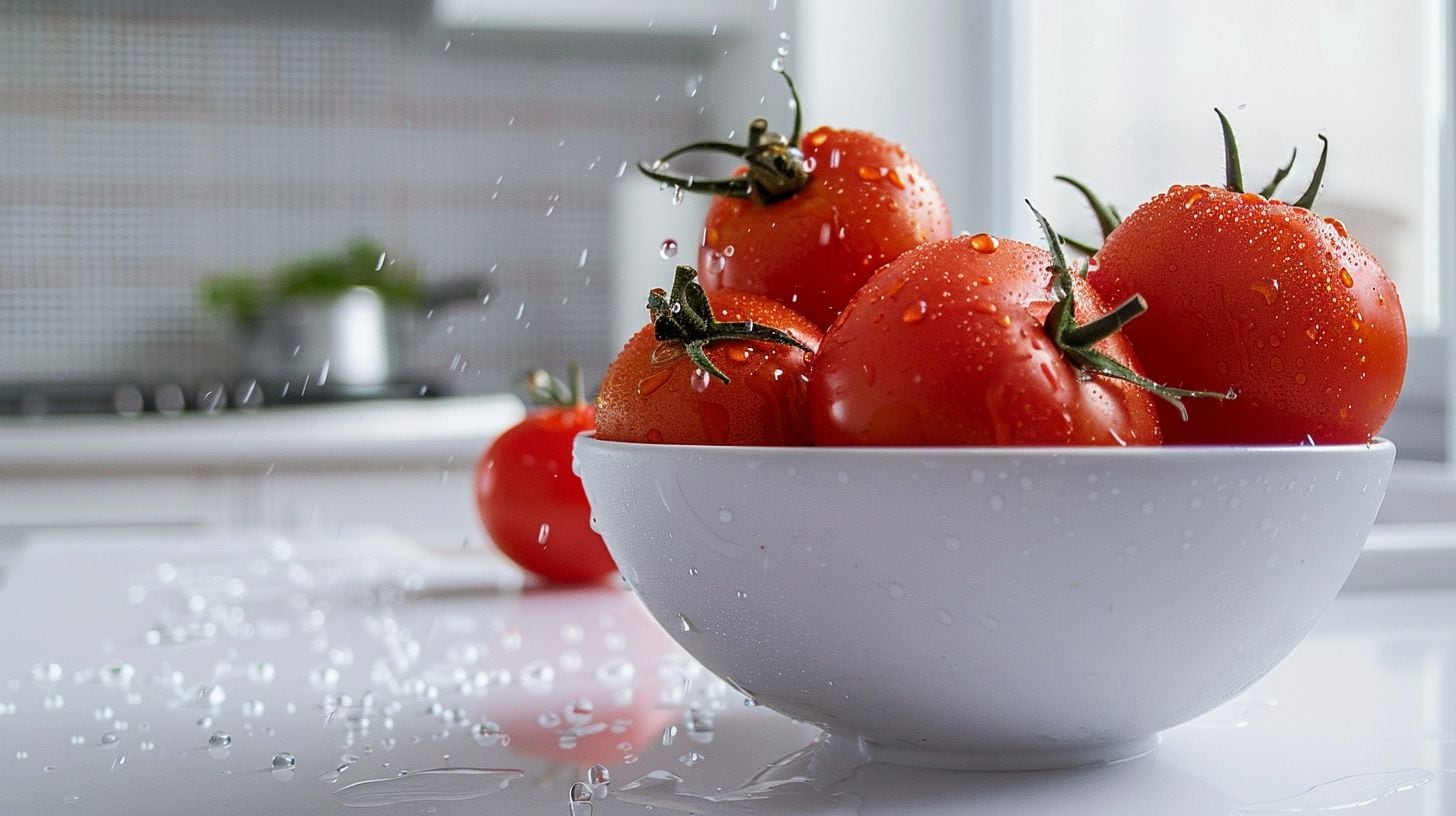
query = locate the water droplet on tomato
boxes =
[1184,191,1205,208]
[637,370,671,397]
[727,345,751,362]
[1240,192,1263,204]
[1350,315,1362,331]
[1339,267,1354,288]
[538,523,551,545]
[646,428,664,443]
[969,233,1000,254]
[998,314,1012,328]
[818,223,832,245]
[1295,373,1308,385]
[1249,279,1280,305]
[660,239,678,259]
[857,165,882,182]
[690,369,711,393]
[885,168,905,189]
[973,301,999,315]
[1325,216,1349,237]
[809,131,829,147]
[901,301,928,323]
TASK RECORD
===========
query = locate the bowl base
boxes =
[824,732,1160,771]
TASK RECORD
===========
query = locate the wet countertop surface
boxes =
[1,529,1452,815]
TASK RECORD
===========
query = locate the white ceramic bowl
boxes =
[575,436,1395,770]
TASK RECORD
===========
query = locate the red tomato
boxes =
[808,230,1169,447]
[596,266,822,445]
[475,368,617,584]
[1087,123,1407,444]
[641,72,951,330]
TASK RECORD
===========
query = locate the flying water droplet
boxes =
[660,239,678,259]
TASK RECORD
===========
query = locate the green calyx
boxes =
[1027,201,1233,421]
[1054,175,1124,254]
[637,70,809,205]
[522,362,588,408]
[647,266,810,385]
[1214,108,1329,208]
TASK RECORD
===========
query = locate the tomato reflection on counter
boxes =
[475,365,617,584]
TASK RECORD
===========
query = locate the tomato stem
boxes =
[1258,147,1298,199]
[646,265,810,384]
[1061,235,1099,257]
[1055,175,1122,241]
[1215,108,1244,193]
[1291,135,1329,210]
[637,71,810,205]
[1061,294,1148,347]
[1027,201,1233,421]
[523,362,588,408]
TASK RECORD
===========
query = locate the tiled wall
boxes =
[0,3,703,392]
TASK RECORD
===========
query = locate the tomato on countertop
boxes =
[475,365,617,584]
[640,70,951,330]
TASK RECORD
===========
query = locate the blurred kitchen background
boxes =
[0,0,1450,558]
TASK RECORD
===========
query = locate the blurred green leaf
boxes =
[201,238,425,321]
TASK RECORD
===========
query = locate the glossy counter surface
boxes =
[0,395,524,470]
[0,529,1451,814]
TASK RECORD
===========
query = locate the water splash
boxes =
[1238,769,1433,812]
[331,768,523,808]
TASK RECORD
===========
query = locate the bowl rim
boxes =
[575,433,1395,459]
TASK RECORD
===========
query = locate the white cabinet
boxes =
[0,395,523,568]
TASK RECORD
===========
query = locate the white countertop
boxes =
[0,528,1453,814]
[0,395,525,470]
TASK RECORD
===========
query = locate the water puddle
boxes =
[1238,768,1433,812]
[331,767,523,808]
[615,741,865,815]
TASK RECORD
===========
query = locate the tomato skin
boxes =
[808,236,1163,447]
[596,290,822,445]
[475,404,617,583]
[1089,184,1407,444]
[698,126,952,331]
